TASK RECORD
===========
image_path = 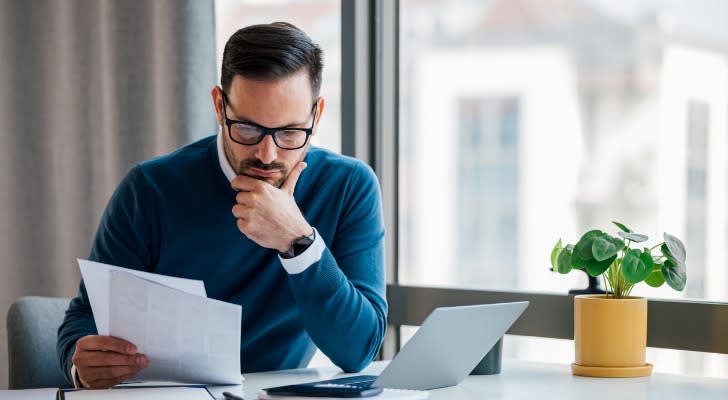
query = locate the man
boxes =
[57,22,387,389]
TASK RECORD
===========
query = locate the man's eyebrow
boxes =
[227,113,256,124]
[228,112,311,129]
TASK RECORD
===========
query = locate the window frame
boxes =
[340,0,728,359]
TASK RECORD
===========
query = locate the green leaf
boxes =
[606,234,625,250]
[550,239,563,271]
[592,233,624,261]
[612,221,631,232]
[556,246,573,274]
[617,231,648,242]
[663,258,687,291]
[571,230,603,269]
[664,233,686,263]
[592,236,619,262]
[644,269,665,287]
[622,249,654,284]
[592,233,624,262]
[640,251,655,270]
[564,244,580,269]
[585,255,616,277]
[570,251,589,269]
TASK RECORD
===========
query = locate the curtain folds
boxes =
[0,0,217,388]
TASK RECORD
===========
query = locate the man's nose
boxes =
[255,134,278,165]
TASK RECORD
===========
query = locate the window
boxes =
[399,0,728,377]
[215,0,341,153]
[686,101,709,299]
[456,98,520,285]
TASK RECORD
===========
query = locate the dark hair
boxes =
[221,22,323,100]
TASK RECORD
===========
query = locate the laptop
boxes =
[264,301,529,395]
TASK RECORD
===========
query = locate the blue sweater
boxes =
[57,135,387,381]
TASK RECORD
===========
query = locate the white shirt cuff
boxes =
[278,228,325,274]
[71,364,82,388]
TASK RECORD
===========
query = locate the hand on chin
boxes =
[243,170,285,188]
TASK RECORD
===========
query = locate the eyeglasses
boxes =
[221,92,317,150]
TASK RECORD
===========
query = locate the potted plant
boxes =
[550,221,687,377]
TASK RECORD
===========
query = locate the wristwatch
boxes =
[279,229,316,259]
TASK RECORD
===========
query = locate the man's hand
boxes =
[231,161,312,252]
[72,335,147,389]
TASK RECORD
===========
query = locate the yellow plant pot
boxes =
[571,294,653,377]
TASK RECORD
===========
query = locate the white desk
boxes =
[3,360,726,399]
[228,359,728,400]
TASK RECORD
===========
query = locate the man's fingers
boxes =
[281,162,307,195]
[84,372,137,390]
[78,355,147,389]
[76,335,137,355]
[85,378,120,390]
[80,364,143,383]
[236,218,250,234]
[233,204,254,221]
[74,351,140,368]
[231,175,261,192]
[236,190,259,206]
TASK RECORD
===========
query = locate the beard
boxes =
[235,158,289,187]
[222,135,309,188]
[222,137,289,187]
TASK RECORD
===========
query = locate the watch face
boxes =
[296,235,315,246]
[283,232,315,258]
[292,236,314,255]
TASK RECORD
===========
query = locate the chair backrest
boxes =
[7,296,72,389]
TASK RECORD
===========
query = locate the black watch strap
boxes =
[279,229,316,259]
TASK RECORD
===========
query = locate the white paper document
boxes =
[60,387,214,400]
[0,388,57,400]
[79,259,207,335]
[78,259,242,385]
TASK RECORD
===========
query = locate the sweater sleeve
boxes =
[56,166,157,382]
[286,162,387,373]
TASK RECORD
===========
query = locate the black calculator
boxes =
[263,375,383,397]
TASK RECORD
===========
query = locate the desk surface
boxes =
[3,360,725,399]
[228,359,728,400]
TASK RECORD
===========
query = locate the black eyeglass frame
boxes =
[221,91,318,150]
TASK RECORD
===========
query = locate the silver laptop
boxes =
[372,301,529,390]
[263,301,529,394]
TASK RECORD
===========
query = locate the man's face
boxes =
[212,72,324,187]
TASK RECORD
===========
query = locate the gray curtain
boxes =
[0,0,217,388]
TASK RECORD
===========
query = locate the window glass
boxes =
[215,0,341,153]
[399,0,728,300]
[400,0,728,377]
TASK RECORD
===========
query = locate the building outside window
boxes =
[456,98,520,286]
[399,0,728,377]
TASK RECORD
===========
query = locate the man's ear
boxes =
[211,86,224,126]
[313,97,326,136]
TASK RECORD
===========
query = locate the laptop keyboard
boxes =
[313,375,377,389]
